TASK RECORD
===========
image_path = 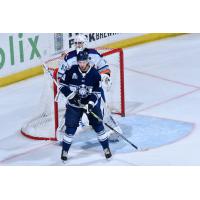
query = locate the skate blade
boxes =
[106,156,112,161]
[62,160,68,164]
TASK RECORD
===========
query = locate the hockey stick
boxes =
[42,62,66,103]
[42,62,59,87]
[89,111,138,150]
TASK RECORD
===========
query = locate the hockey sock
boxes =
[97,130,109,150]
[62,127,77,152]
[62,133,73,152]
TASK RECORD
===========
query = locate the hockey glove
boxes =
[101,74,112,91]
[85,101,95,114]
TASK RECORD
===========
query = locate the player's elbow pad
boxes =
[60,86,71,97]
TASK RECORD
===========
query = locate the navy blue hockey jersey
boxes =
[59,64,102,108]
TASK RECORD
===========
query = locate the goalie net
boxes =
[21,48,125,141]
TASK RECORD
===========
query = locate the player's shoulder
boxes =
[64,50,77,61]
[90,66,101,78]
[64,64,78,74]
[86,48,101,57]
[70,64,79,71]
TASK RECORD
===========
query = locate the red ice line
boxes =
[135,88,200,114]
[0,142,54,164]
[125,68,200,113]
[126,68,200,89]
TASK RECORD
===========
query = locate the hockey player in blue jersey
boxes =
[58,34,122,142]
[60,51,112,161]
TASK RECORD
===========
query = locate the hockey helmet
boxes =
[77,51,89,62]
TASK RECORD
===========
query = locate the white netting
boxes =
[21,67,57,140]
[21,48,124,140]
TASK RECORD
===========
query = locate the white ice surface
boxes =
[1,33,200,165]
